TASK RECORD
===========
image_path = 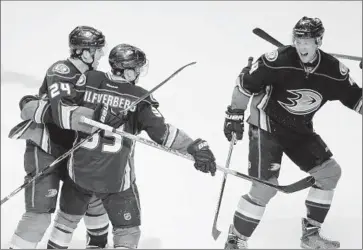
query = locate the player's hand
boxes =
[19,95,40,110]
[93,103,127,128]
[187,139,217,176]
[224,105,245,141]
[360,61,362,69]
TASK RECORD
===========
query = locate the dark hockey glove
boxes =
[19,95,40,110]
[93,103,127,128]
[224,105,245,141]
[360,61,362,69]
[187,139,217,176]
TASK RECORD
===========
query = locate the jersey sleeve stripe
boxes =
[164,124,178,148]
[59,101,78,129]
[236,74,253,97]
[34,100,50,123]
[354,98,362,114]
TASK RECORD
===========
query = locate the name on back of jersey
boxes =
[84,89,136,112]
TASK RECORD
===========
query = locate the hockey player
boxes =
[20,43,217,248]
[223,16,362,249]
[8,26,111,249]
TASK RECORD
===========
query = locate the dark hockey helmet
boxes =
[109,44,147,71]
[293,16,325,40]
[69,26,105,49]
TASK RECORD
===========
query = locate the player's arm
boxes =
[21,71,96,133]
[136,103,192,152]
[336,74,362,114]
[224,56,272,141]
[136,102,217,176]
[44,66,89,129]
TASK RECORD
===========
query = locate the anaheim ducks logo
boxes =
[264,50,278,62]
[339,61,349,76]
[278,89,322,115]
[76,74,86,86]
[52,63,70,74]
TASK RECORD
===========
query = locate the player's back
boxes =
[38,59,82,155]
[69,70,154,193]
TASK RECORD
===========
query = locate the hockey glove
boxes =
[187,139,217,176]
[19,95,40,110]
[224,105,245,141]
[93,103,128,128]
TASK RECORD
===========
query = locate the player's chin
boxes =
[298,54,311,63]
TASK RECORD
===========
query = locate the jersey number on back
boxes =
[49,83,71,98]
[82,126,124,153]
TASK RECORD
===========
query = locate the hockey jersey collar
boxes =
[67,58,89,74]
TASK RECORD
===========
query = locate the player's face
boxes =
[294,37,318,63]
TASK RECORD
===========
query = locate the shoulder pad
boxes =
[46,60,80,79]
[261,46,296,68]
[81,70,106,88]
[134,86,160,108]
[339,61,349,76]
[316,50,350,80]
[264,49,279,62]
[147,94,160,108]
[76,73,87,87]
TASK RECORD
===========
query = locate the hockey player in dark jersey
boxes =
[223,17,362,249]
[21,43,217,249]
[8,26,111,249]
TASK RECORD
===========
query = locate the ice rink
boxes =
[1,1,362,248]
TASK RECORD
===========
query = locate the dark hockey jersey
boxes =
[66,71,193,193]
[9,59,89,156]
[232,46,362,135]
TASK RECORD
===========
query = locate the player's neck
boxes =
[304,51,319,66]
[68,58,90,73]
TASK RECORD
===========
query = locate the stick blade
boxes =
[212,227,222,240]
[279,176,315,194]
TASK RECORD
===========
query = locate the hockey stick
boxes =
[253,28,284,47]
[211,134,236,240]
[211,57,253,240]
[252,28,362,63]
[81,117,316,194]
[1,62,197,206]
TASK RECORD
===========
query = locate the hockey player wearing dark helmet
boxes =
[108,43,149,84]
[9,25,111,249]
[223,16,361,249]
[21,42,216,249]
[69,25,107,70]
[292,16,325,64]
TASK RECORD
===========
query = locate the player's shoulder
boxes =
[132,85,159,108]
[46,59,81,80]
[76,70,106,88]
[124,84,159,108]
[317,50,349,80]
[260,45,297,68]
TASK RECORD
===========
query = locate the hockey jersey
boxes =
[9,59,90,157]
[16,69,194,193]
[67,71,194,193]
[232,46,362,135]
